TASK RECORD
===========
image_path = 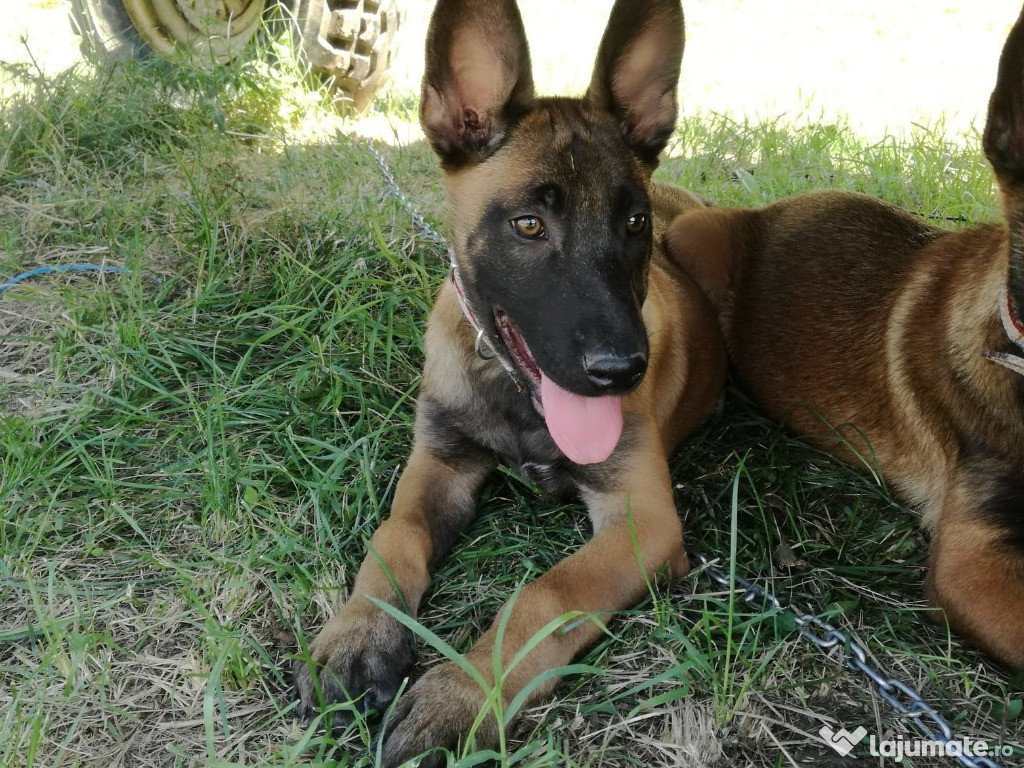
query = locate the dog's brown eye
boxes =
[627,213,647,235]
[511,216,546,239]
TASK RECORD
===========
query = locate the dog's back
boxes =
[664,8,1024,668]
[669,191,1024,512]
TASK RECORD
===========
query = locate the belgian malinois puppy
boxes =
[665,9,1024,670]
[294,0,725,762]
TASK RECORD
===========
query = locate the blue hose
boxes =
[0,264,134,293]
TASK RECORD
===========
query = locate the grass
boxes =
[1,38,1022,768]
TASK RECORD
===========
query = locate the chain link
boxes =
[365,140,450,251]
[692,553,1006,768]
[363,137,1008,768]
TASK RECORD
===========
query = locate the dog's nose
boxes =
[583,351,648,391]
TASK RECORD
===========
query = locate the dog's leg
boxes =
[380,425,687,767]
[294,437,494,724]
[926,465,1024,670]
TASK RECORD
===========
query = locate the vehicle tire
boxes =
[70,0,268,63]
[68,0,402,112]
[69,0,146,60]
[286,0,402,112]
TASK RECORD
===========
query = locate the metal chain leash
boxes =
[364,137,1008,768]
[365,140,520,369]
[365,140,450,251]
[692,553,1006,768]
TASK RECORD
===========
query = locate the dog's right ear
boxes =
[420,0,535,169]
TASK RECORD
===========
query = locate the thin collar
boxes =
[447,249,525,389]
[984,277,1024,376]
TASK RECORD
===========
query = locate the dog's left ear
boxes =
[420,0,535,169]
[585,0,684,165]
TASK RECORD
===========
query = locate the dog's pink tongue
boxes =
[540,372,623,465]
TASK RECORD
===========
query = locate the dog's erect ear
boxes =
[984,4,1024,322]
[984,5,1024,184]
[585,0,684,165]
[420,0,535,168]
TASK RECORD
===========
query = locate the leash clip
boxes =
[451,255,522,388]
[474,328,495,360]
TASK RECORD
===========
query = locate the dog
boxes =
[293,0,726,763]
[665,8,1024,670]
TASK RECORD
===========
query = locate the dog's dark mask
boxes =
[983,10,1024,367]
[462,104,653,399]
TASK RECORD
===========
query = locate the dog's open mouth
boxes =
[493,308,624,465]
[495,309,542,392]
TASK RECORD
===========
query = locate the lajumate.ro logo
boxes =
[819,723,1018,761]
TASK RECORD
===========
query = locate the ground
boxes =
[1,2,1023,767]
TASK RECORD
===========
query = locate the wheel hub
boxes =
[124,0,266,62]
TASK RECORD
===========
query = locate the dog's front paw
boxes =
[380,661,498,768]
[294,601,414,729]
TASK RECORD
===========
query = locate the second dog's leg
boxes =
[294,438,495,722]
[379,426,688,767]
[927,466,1024,670]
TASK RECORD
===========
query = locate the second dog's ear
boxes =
[420,0,535,168]
[985,5,1024,181]
[585,0,684,165]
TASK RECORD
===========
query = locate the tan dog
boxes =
[294,0,725,763]
[666,9,1024,670]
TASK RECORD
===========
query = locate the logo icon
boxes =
[820,725,868,757]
